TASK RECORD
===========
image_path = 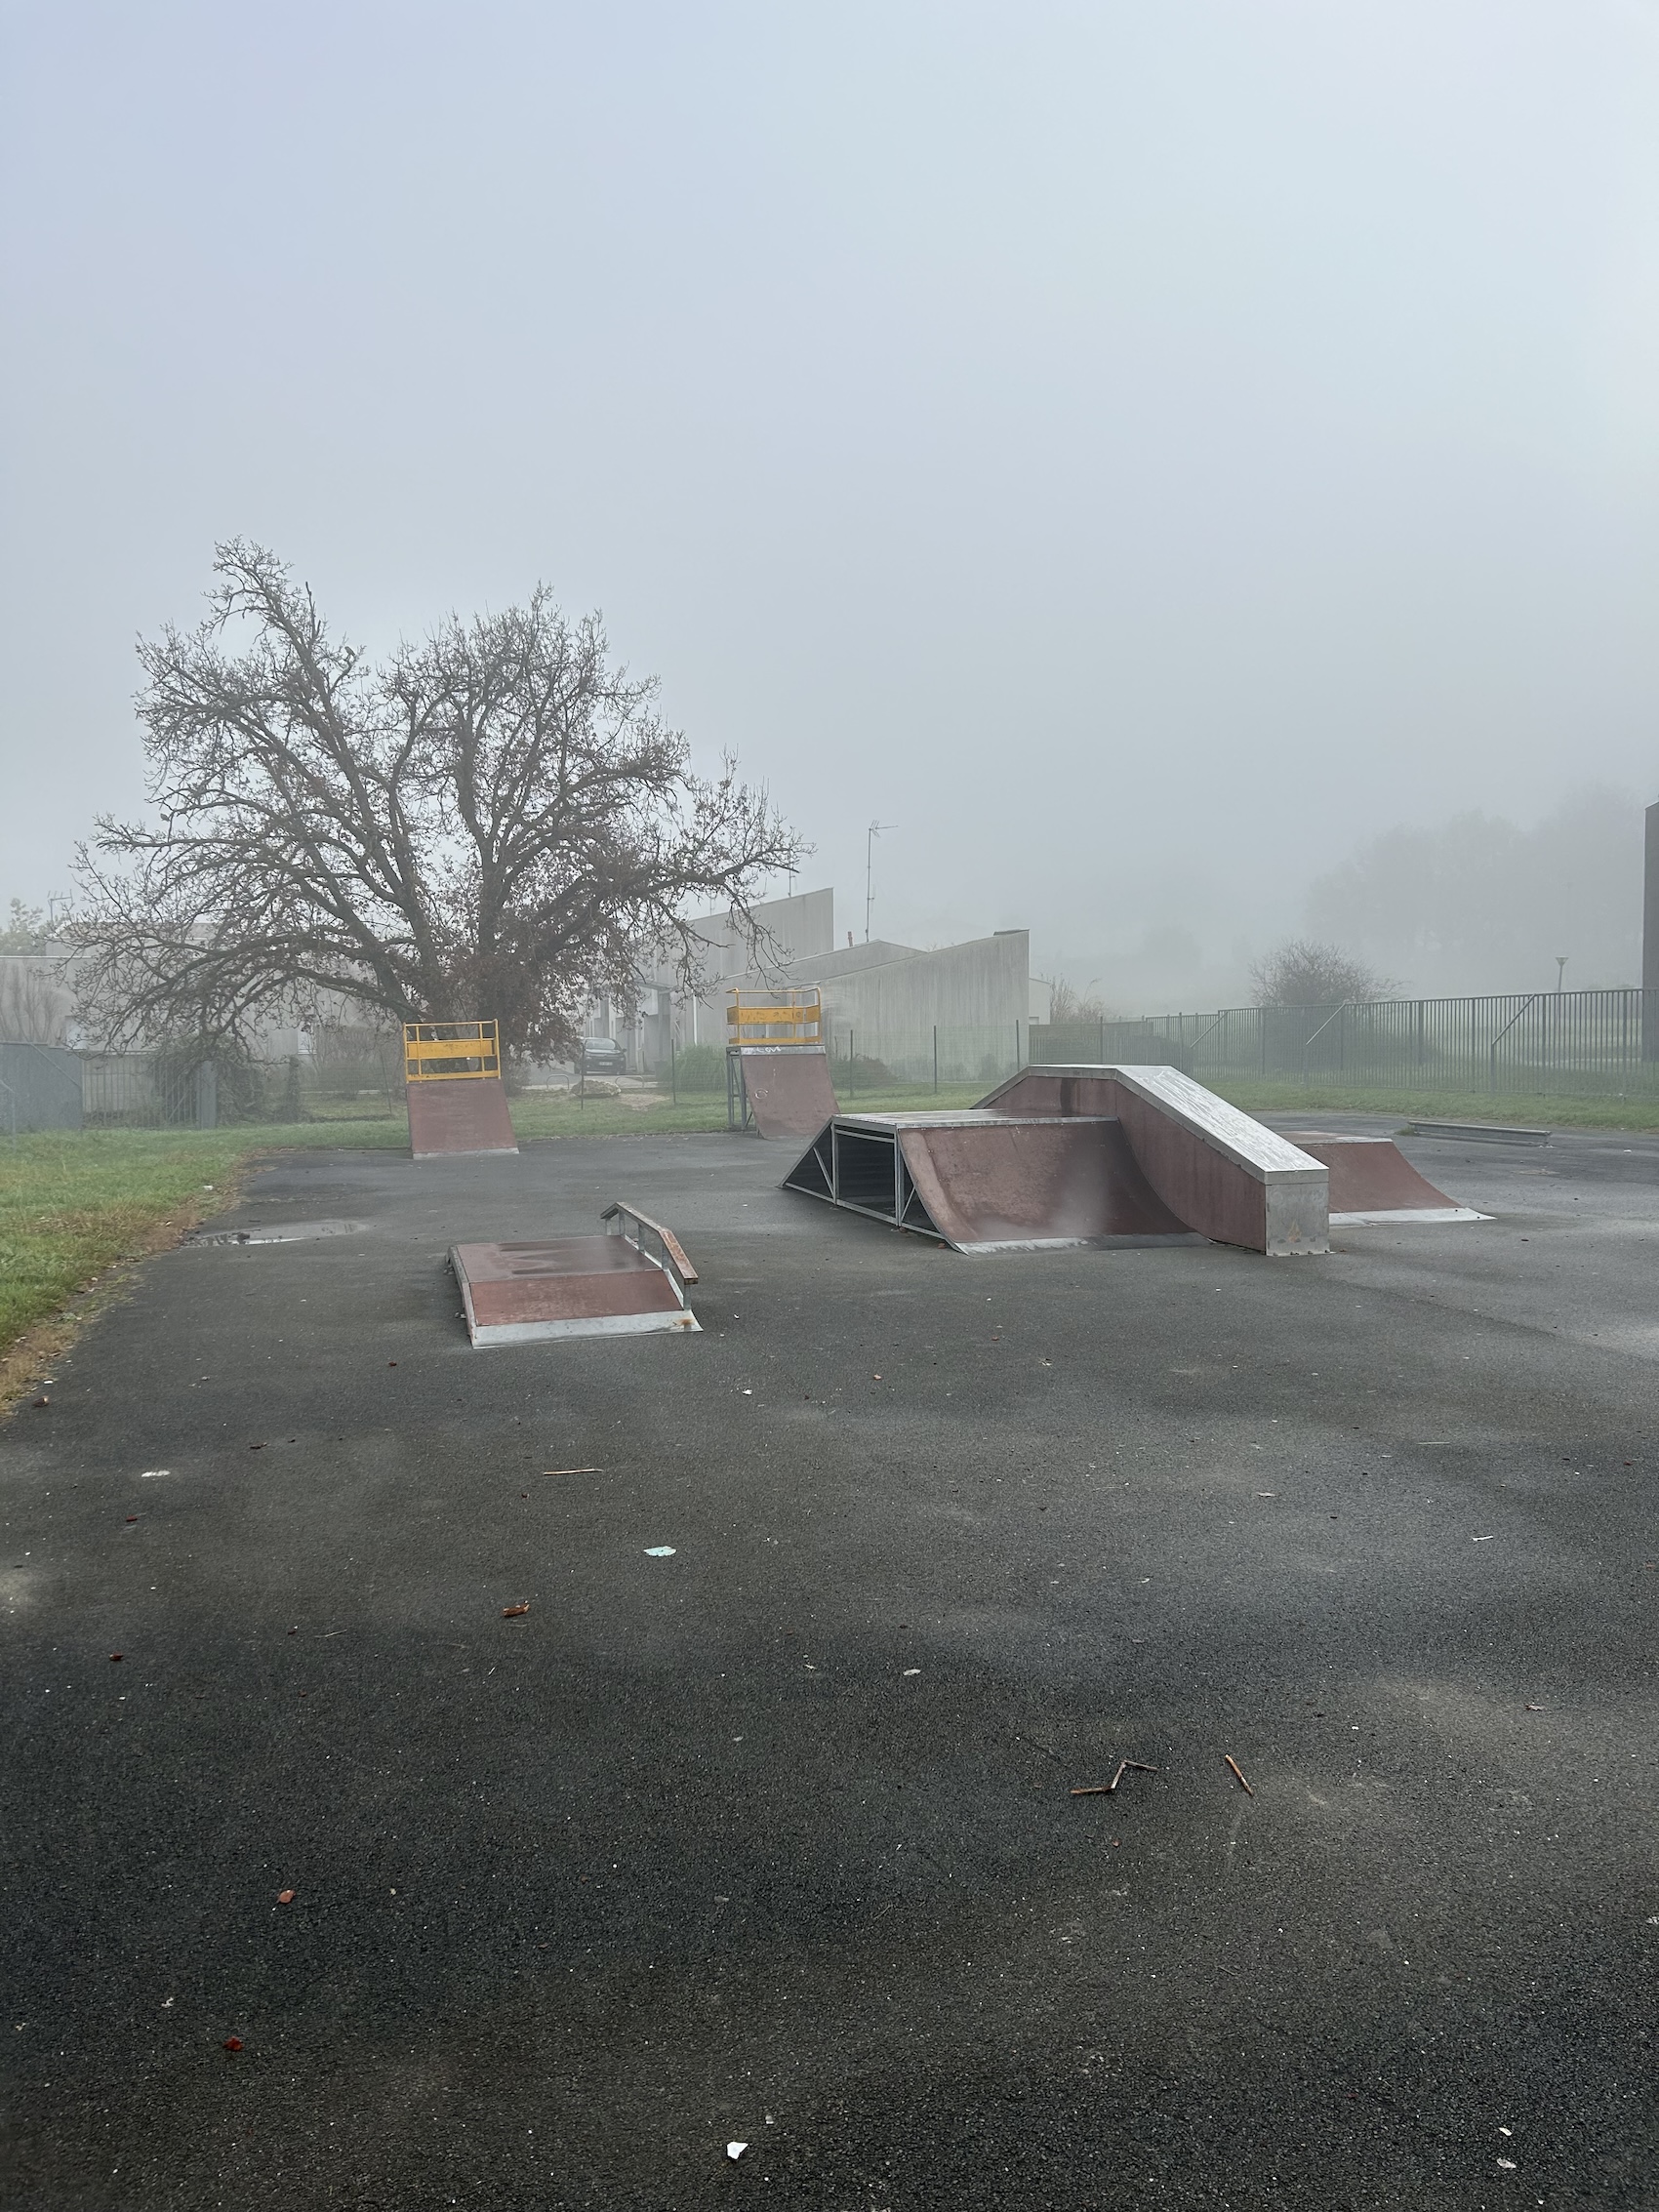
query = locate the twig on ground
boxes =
[1070,1759,1158,1798]
[1224,1754,1254,1796]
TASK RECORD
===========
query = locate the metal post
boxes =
[669,1034,677,1106]
[933,1025,938,1093]
[865,822,897,942]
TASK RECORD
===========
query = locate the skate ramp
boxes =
[730,1045,840,1140]
[407,1076,518,1159]
[782,1111,1203,1253]
[978,1065,1328,1256]
[450,1202,699,1346]
[1287,1133,1487,1225]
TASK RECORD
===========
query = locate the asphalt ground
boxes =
[3,1114,1657,2211]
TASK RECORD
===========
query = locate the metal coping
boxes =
[985,1065,1325,1182]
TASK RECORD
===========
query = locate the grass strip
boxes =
[1205,1080,1659,1132]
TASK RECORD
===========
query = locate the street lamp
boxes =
[1556,956,1568,992]
[865,821,897,944]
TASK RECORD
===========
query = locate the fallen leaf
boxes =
[109,1652,123,1663]
[276,1889,295,1906]
[249,1442,265,1451]
[387,1361,397,1367]
[223,2036,243,2052]
[125,1515,139,1524]
[32,1395,49,1408]
[501,1602,531,1618]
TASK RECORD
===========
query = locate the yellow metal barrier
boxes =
[726,987,823,1047]
[404,1019,502,1081]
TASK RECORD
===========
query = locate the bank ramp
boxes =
[783,1064,1328,1256]
[1287,1132,1487,1225]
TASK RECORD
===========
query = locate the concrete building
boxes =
[607,889,1032,1086]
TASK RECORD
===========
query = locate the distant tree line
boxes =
[1301,785,1639,997]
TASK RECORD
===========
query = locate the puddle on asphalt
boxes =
[184,1219,372,1247]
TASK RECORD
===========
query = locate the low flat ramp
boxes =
[783,1111,1202,1253]
[732,1046,839,1140]
[1405,1118,1550,1146]
[1288,1133,1487,1225]
[450,1204,699,1346]
[408,1076,518,1159]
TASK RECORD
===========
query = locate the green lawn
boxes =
[0,1128,253,1372]
[504,1081,987,1138]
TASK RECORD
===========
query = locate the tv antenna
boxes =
[865,821,898,944]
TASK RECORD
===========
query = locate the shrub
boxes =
[670,1042,725,1092]
[839,1054,893,1088]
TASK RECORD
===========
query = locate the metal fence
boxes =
[1031,988,1659,1100]
[0,1043,83,1136]
[823,1023,1028,1093]
[0,1046,404,1133]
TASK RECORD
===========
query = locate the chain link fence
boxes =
[1031,988,1659,1101]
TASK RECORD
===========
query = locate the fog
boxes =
[5,1,1659,1010]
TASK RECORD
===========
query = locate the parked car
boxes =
[579,1036,627,1076]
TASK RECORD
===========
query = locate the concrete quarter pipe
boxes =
[783,1066,1330,1256]
[407,1076,518,1159]
[728,1046,840,1140]
[404,1019,519,1159]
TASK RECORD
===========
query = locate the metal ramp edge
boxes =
[781,1118,946,1240]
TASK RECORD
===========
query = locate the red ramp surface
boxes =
[898,1116,1194,1249]
[784,1111,1200,1251]
[1288,1134,1485,1224]
[979,1066,1328,1256]
[731,1046,840,1140]
[407,1075,518,1159]
[450,1204,700,1346]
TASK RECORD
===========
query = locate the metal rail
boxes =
[600,1201,699,1289]
[725,987,823,1047]
[403,1020,501,1081]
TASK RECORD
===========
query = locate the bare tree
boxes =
[1040,975,1108,1026]
[1248,939,1397,1007]
[0,900,51,953]
[0,960,72,1044]
[72,543,807,1059]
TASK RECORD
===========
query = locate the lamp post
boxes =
[1556,956,1567,992]
[865,821,897,944]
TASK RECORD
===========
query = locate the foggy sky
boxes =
[4,0,1659,1006]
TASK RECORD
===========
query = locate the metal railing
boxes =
[403,1020,501,1081]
